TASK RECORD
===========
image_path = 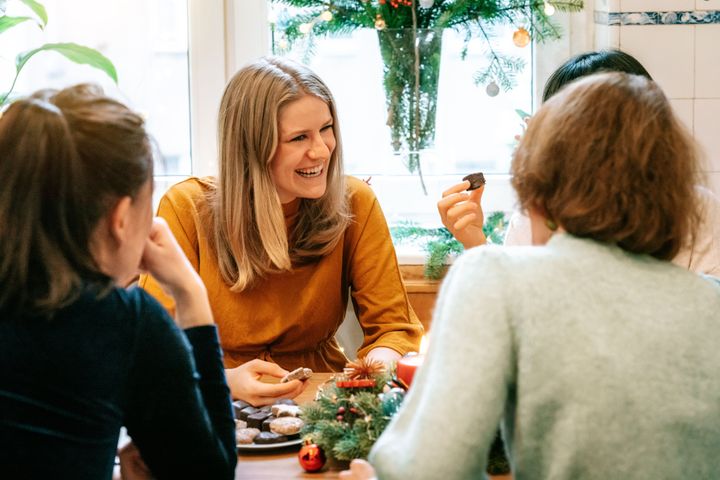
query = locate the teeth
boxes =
[295,165,323,177]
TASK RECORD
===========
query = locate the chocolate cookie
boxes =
[254,431,288,444]
[262,416,276,432]
[247,411,272,430]
[281,367,313,383]
[270,417,304,435]
[271,404,301,417]
[232,400,251,419]
[462,172,486,191]
[238,406,259,421]
[275,398,297,406]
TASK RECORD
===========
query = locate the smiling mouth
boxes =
[295,165,324,178]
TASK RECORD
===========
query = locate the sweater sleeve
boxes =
[346,180,423,358]
[139,185,201,317]
[123,290,236,480]
[369,249,515,479]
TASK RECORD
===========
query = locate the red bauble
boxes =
[298,443,326,472]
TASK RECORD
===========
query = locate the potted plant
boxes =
[1,0,117,106]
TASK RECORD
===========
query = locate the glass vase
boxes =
[376,28,443,194]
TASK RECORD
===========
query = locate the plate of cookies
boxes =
[234,399,305,451]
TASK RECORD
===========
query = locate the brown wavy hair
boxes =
[0,84,153,316]
[512,72,700,260]
[211,57,351,291]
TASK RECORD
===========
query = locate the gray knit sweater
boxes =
[370,234,720,479]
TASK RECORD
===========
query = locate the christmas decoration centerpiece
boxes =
[271,0,583,193]
[298,357,407,469]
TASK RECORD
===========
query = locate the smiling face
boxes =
[270,95,336,204]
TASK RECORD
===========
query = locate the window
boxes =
[0,0,192,205]
[272,7,531,227]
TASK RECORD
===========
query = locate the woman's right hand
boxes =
[226,359,307,406]
[437,181,487,249]
[140,217,212,328]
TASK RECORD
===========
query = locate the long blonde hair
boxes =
[512,72,700,260]
[211,57,351,291]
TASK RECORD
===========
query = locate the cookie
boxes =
[271,404,301,417]
[238,406,259,421]
[232,400,251,419]
[234,419,248,429]
[462,172,486,191]
[254,431,288,444]
[269,416,304,435]
[247,411,272,430]
[281,367,313,383]
[275,398,297,406]
[235,427,260,445]
[262,416,276,432]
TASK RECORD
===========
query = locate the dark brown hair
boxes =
[0,84,153,316]
[512,72,700,260]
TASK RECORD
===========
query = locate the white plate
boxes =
[237,437,303,451]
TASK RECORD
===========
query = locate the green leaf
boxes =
[16,42,118,83]
[0,15,36,34]
[19,0,47,27]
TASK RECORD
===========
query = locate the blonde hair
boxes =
[512,72,700,260]
[0,84,153,316]
[211,57,351,291]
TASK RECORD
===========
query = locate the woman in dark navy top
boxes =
[0,85,236,479]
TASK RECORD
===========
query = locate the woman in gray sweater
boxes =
[344,72,720,479]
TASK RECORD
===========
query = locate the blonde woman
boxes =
[141,57,423,405]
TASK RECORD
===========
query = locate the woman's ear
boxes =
[107,196,133,245]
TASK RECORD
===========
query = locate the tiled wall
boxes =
[594,0,720,196]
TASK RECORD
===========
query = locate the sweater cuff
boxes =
[183,325,225,382]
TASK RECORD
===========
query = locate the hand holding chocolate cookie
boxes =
[281,367,313,383]
[437,172,488,249]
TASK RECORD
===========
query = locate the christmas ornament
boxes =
[320,10,333,21]
[419,0,434,8]
[486,82,500,97]
[344,357,386,379]
[544,2,556,15]
[277,38,289,50]
[512,27,530,48]
[299,22,312,34]
[298,442,326,472]
[374,14,386,30]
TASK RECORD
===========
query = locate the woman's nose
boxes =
[307,134,330,159]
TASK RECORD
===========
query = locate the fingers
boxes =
[453,212,478,231]
[446,201,480,225]
[469,184,485,203]
[441,181,470,198]
[437,192,471,222]
[244,359,289,378]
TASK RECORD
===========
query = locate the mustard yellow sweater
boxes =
[140,176,422,372]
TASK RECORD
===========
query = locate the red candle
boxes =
[396,353,424,388]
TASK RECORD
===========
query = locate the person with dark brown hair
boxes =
[438,49,720,276]
[0,85,236,479]
[345,73,720,479]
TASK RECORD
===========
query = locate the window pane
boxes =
[0,0,191,179]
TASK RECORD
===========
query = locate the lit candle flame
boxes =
[419,334,429,355]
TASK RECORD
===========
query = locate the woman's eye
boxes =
[291,134,306,142]
[321,124,334,132]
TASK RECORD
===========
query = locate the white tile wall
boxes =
[670,99,694,133]
[695,25,720,98]
[620,25,694,98]
[595,25,620,48]
[696,0,720,11]
[596,0,621,12]
[706,172,720,197]
[695,99,720,171]
[620,0,694,12]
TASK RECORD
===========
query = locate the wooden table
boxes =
[235,373,339,479]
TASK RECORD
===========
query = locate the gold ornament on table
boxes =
[512,27,531,47]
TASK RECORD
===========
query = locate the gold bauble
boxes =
[513,27,530,48]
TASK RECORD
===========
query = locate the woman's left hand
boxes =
[339,459,378,480]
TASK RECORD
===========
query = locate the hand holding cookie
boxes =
[226,359,307,406]
[437,173,487,249]
[281,367,313,383]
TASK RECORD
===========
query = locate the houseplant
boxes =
[0,0,117,105]
[271,0,583,192]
